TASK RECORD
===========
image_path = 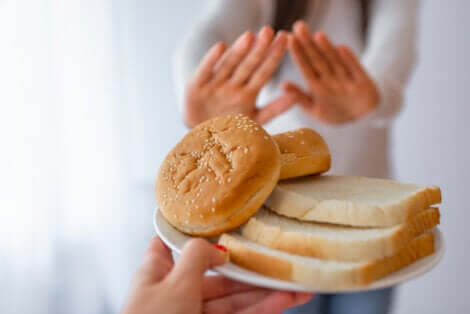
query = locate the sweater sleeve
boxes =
[361,0,420,127]
[172,0,264,113]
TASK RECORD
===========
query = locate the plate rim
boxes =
[153,208,444,293]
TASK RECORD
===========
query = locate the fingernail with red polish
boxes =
[214,244,227,252]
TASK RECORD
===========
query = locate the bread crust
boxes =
[273,128,331,180]
[266,175,442,227]
[242,207,440,261]
[219,232,435,289]
[156,115,281,236]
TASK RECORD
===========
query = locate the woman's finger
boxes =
[313,32,349,79]
[293,21,330,77]
[212,32,255,84]
[238,291,314,314]
[254,93,297,125]
[230,26,274,85]
[167,239,227,287]
[204,289,272,314]
[288,35,320,90]
[282,81,314,110]
[247,31,288,91]
[134,236,174,286]
[337,45,368,81]
[203,276,258,300]
[193,42,227,85]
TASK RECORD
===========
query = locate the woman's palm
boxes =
[284,21,379,125]
[184,27,296,128]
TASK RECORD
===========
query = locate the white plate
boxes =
[154,208,444,293]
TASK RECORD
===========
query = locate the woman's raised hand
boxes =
[122,236,313,314]
[284,21,379,125]
[184,26,296,127]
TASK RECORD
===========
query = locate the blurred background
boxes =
[0,0,468,313]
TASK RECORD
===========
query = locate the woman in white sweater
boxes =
[173,1,419,313]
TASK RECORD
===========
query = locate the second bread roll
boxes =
[274,128,331,180]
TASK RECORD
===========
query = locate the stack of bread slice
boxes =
[219,128,442,290]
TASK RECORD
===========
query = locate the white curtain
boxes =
[0,1,157,313]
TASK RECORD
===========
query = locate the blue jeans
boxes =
[284,288,394,314]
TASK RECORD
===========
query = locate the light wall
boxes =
[392,1,470,313]
[131,1,470,313]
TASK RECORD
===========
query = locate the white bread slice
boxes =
[219,232,435,290]
[242,207,440,261]
[265,175,441,227]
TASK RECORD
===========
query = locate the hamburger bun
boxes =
[156,115,281,236]
[274,128,330,180]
